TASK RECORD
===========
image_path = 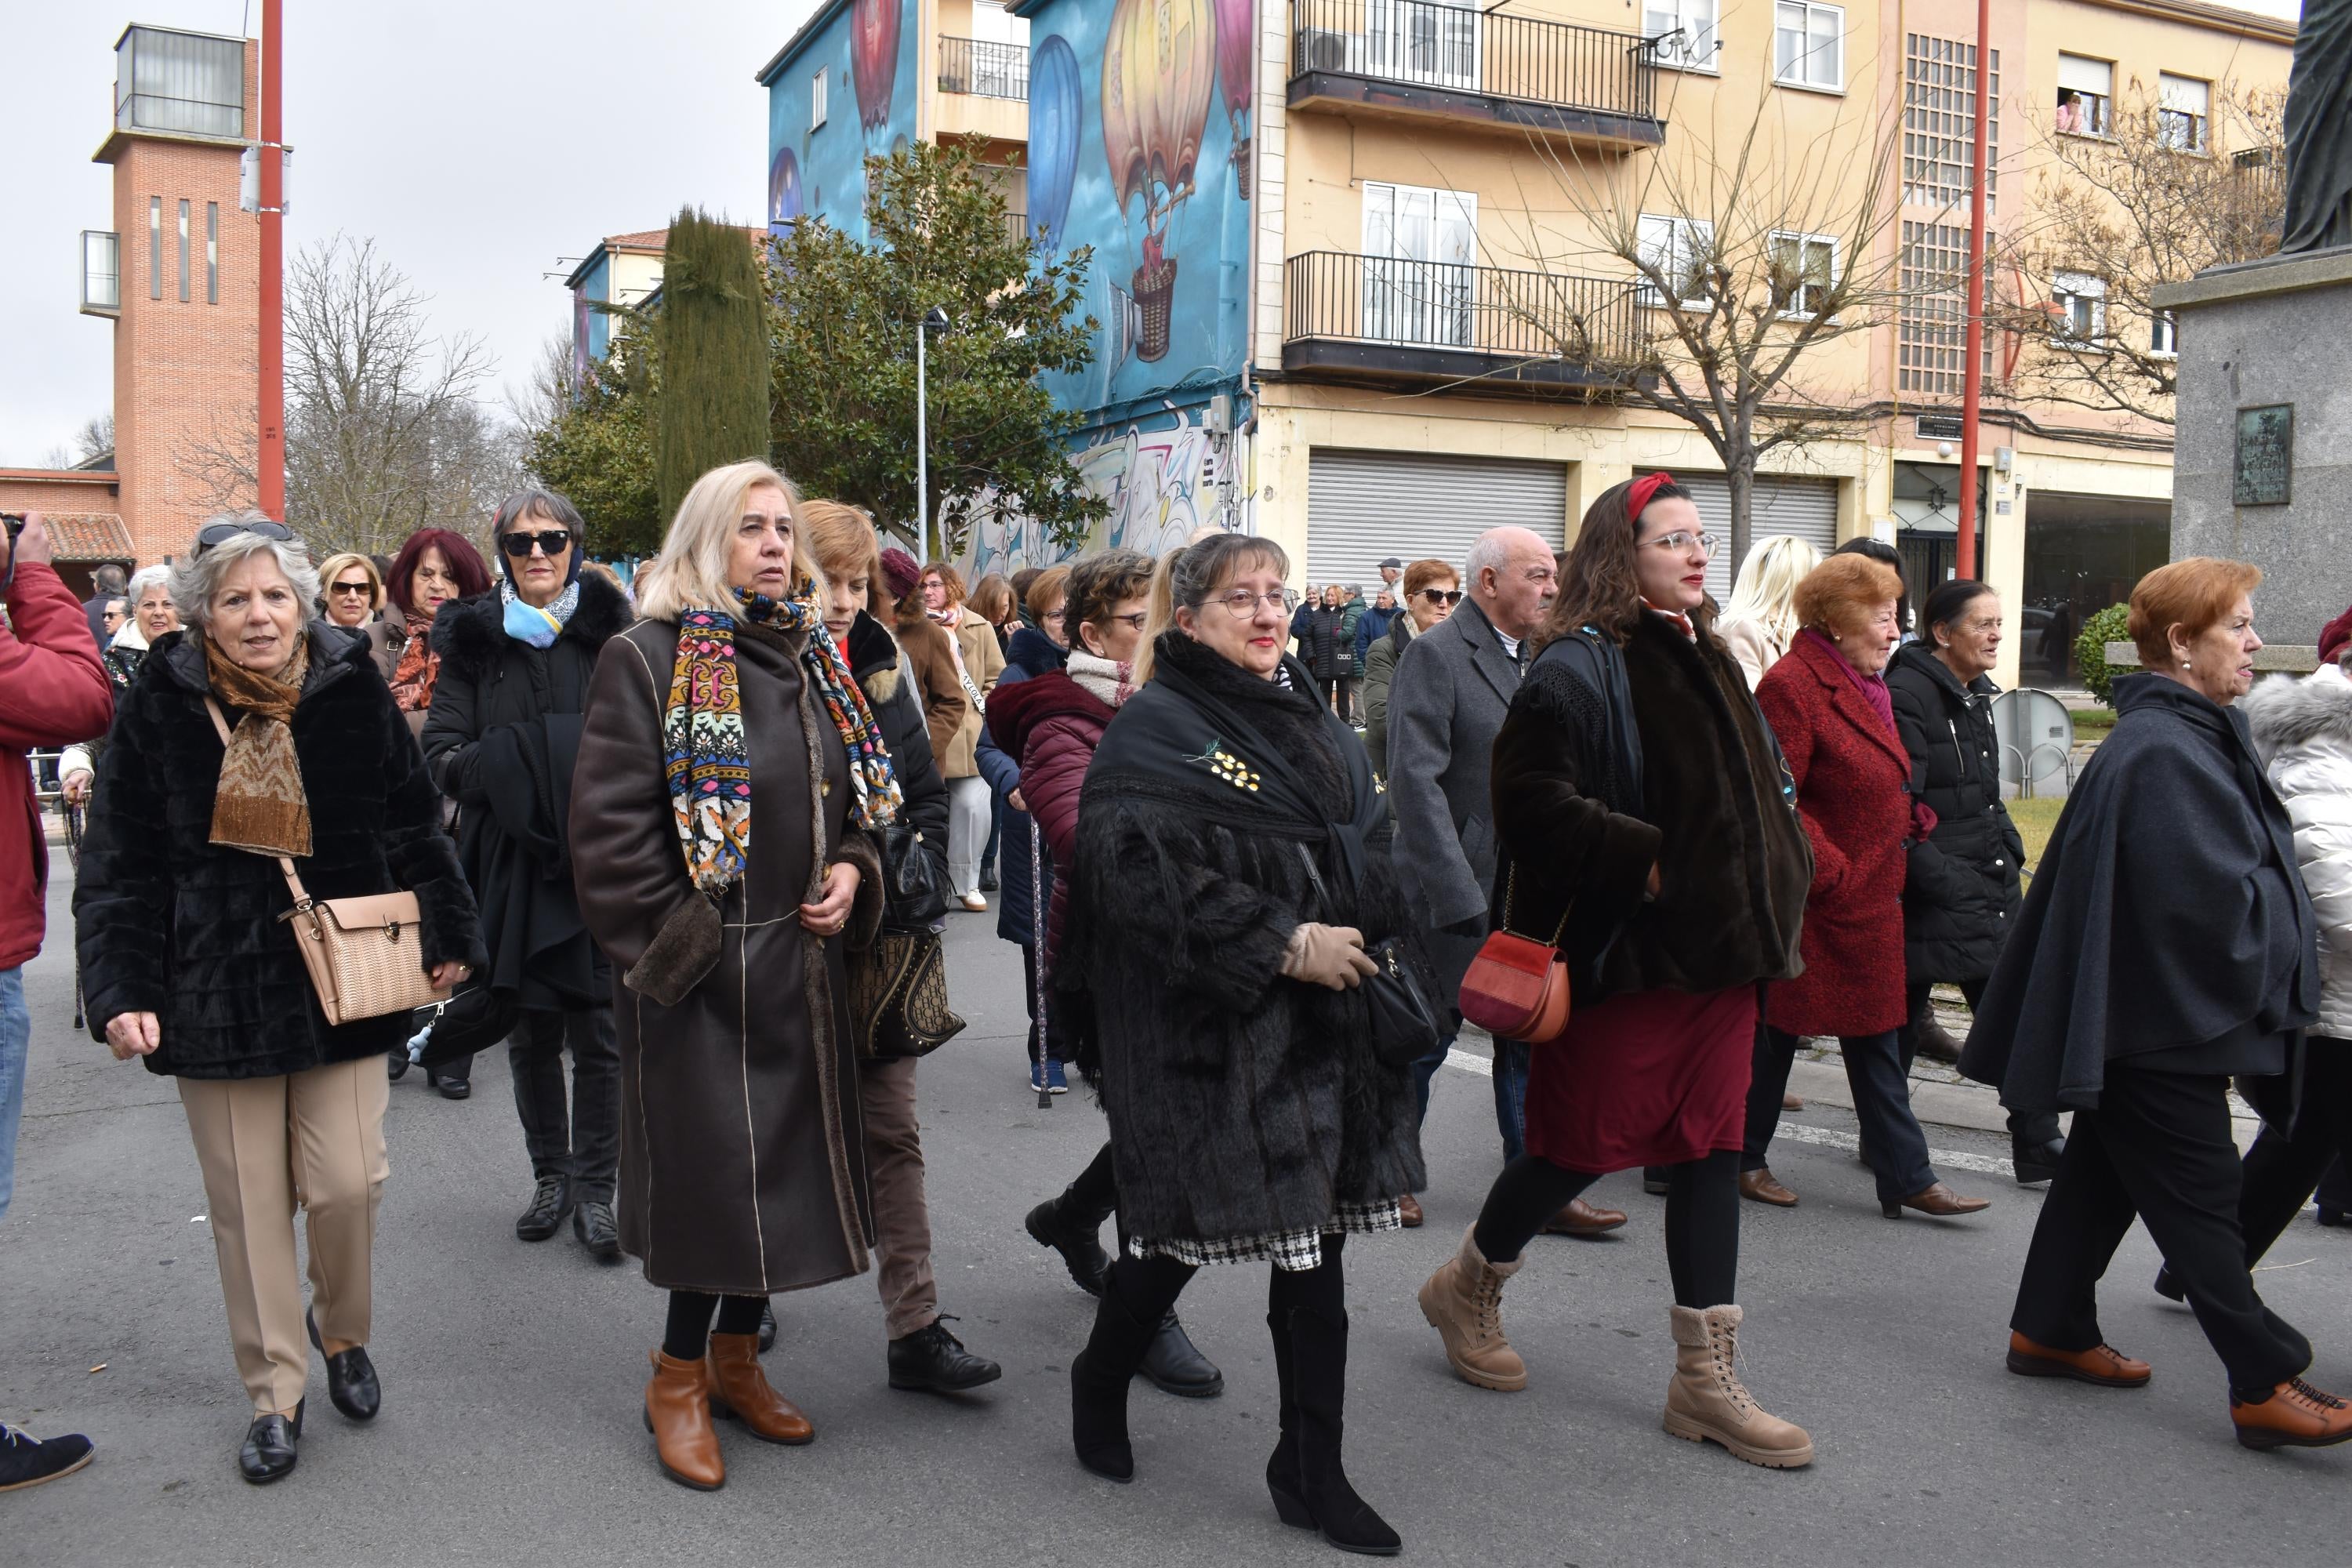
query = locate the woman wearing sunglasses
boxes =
[1361,560,1458,781]
[419,493,632,1262]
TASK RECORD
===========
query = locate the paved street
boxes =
[5,868,2347,1567]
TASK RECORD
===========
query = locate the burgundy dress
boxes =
[1523,984,1759,1174]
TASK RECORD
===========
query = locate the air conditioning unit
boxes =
[1298,29,1359,74]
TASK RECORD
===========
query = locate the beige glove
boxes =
[1281,923,1379,991]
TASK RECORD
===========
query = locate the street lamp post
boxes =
[915,306,949,561]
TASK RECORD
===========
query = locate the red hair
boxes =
[386,528,493,616]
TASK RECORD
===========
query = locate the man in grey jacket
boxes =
[1385,527,1624,1236]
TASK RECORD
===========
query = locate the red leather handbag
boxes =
[1457,866,1573,1046]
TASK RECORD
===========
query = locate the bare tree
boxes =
[2000,81,2285,426]
[176,235,511,557]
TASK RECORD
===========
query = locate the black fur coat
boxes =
[74,622,485,1079]
[1059,633,1425,1246]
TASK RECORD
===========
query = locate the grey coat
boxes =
[1383,596,1523,992]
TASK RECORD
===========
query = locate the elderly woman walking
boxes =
[59,565,179,810]
[1362,559,1457,780]
[568,460,892,1490]
[1742,554,1990,1221]
[316,553,386,635]
[1968,559,2350,1448]
[74,515,482,1483]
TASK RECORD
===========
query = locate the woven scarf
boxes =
[388,608,438,712]
[663,585,902,895]
[502,579,577,649]
[204,632,314,858]
[1065,649,1138,710]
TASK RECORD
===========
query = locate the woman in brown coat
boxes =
[883,547,969,789]
[569,459,893,1492]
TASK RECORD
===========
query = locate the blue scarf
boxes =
[502,580,578,649]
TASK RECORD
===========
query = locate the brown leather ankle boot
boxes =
[644,1348,724,1490]
[707,1333,815,1445]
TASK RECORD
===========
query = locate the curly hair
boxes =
[1535,476,1695,652]
[1793,554,1904,637]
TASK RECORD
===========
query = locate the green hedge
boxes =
[2073,604,2133,708]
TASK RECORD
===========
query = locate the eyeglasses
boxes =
[1209,588,1298,618]
[194,519,295,557]
[1096,612,1149,632]
[501,529,572,558]
[1418,588,1465,606]
[1640,530,1721,557]
[1042,608,1068,626]
[328,579,374,597]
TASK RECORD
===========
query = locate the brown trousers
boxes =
[858,1056,937,1339]
[178,1055,390,1414]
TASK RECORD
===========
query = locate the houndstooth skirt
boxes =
[1128,1199,1404,1272]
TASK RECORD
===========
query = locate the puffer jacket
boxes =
[2244,664,2352,1039]
[973,626,1065,948]
[1886,642,2026,985]
[986,661,1120,979]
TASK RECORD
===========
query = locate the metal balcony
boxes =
[938,37,1029,100]
[1289,0,1663,150]
[1282,251,1646,394]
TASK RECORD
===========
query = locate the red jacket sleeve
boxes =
[1755,662,1851,898]
[1023,712,1098,977]
[0,561,114,750]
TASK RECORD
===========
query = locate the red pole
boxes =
[257,0,285,520]
[1956,0,1990,581]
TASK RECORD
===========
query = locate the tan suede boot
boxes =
[1663,1305,1813,1468]
[1417,1226,1527,1392]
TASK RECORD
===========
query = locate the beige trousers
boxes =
[858,1057,938,1339]
[178,1055,390,1415]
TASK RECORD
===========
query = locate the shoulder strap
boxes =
[202,697,315,910]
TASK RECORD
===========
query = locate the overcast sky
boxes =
[2,0,2303,470]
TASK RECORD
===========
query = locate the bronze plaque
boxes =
[2234,404,2293,506]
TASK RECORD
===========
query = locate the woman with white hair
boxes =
[73,514,483,1483]
[568,460,895,1491]
[1714,534,1824,691]
[58,565,180,807]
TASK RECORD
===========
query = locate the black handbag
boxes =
[1362,934,1442,1070]
[880,821,949,930]
[846,927,967,1060]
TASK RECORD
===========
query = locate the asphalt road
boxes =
[5,870,2347,1567]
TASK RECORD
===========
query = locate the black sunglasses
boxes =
[1420,587,1465,605]
[194,519,296,556]
[501,529,573,558]
[328,579,374,595]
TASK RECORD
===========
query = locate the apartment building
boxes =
[977,0,2289,689]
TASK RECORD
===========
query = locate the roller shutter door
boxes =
[1307,448,1567,588]
[1640,471,1839,602]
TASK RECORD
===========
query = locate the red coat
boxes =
[2,561,115,968]
[1755,632,1912,1036]
[985,671,1114,978]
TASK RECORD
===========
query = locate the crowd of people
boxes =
[2,473,2350,1537]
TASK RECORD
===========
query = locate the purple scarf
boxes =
[1801,627,1898,741]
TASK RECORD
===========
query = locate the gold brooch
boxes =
[1188,739,1261,793]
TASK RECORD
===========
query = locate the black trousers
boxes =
[509,1004,621,1200]
[2238,1040,2352,1263]
[1744,1026,1934,1202]
[2012,1061,2310,1394]
[1900,978,2063,1146]
[1314,676,1354,719]
[1472,1150,1740,1308]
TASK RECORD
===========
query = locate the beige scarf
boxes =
[204,633,314,858]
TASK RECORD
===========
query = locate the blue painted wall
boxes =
[762,0,922,245]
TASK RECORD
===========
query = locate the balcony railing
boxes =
[1284,251,1644,387]
[1290,0,1657,130]
[939,38,1029,100]
[81,230,121,316]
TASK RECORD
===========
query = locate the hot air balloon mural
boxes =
[1101,0,1214,362]
[768,147,804,240]
[1212,0,1252,201]
[851,0,901,132]
[1028,35,1083,251]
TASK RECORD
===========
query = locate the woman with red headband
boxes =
[1417,474,1818,1468]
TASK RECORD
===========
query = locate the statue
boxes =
[2284,0,2352,252]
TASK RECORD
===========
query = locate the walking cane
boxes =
[65,801,85,1030]
[1031,814,1051,1110]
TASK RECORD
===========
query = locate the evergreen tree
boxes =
[656,207,768,525]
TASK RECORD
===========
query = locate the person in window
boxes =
[1966,558,2350,1450]
[2055,89,2085,135]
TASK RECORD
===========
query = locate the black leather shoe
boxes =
[1025,1193,1112,1298]
[757,1301,779,1352]
[427,1069,470,1101]
[574,1199,622,1262]
[306,1309,379,1421]
[888,1317,1003,1393]
[1139,1313,1223,1398]
[385,1047,408,1083]
[238,1399,303,1485]
[2153,1263,2187,1302]
[2013,1135,2066,1185]
[979,867,1000,893]
[514,1175,572,1242]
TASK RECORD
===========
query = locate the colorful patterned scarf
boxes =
[663,584,902,895]
[501,579,577,649]
[388,608,439,713]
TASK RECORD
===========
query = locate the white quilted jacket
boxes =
[2244,664,2352,1040]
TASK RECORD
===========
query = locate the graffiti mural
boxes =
[967,400,1243,578]
[850,0,901,130]
[761,0,920,245]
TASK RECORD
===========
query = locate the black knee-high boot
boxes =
[1072,1254,1191,1481]
[1275,1302,1399,1555]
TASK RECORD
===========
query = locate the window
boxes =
[2151,310,2177,357]
[2158,73,2209,154]
[149,197,162,300]
[811,67,827,129]
[1638,214,1715,307]
[1904,35,2000,212]
[1362,181,1477,346]
[2056,54,2111,137]
[2052,271,2107,346]
[1899,220,1990,395]
[1774,2,1843,89]
[1769,231,1838,317]
[177,198,191,302]
[206,201,219,303]
[1643,0,1719,72]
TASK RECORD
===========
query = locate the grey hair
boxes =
[127,564,172,603]
[491,488,586,538]
[168,516,322,633]
[93,563,129,593]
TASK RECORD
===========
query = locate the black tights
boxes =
[663,1290,768,1359]
[1104,1232,1348,1330]
[1473,1150,1740,1308]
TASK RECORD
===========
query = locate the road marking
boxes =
[1444,1047,2017,1178]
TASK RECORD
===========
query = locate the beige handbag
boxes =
[205,699,450,1025]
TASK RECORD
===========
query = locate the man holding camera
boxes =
[0,511,114,1491]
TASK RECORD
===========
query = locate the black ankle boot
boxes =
[1140,1312,1223,1397]
[1026,1189,1114,1297]
[1271,1305,1399,1556]
[515,1174,572,1243]
[1070,1276,1160,1482]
